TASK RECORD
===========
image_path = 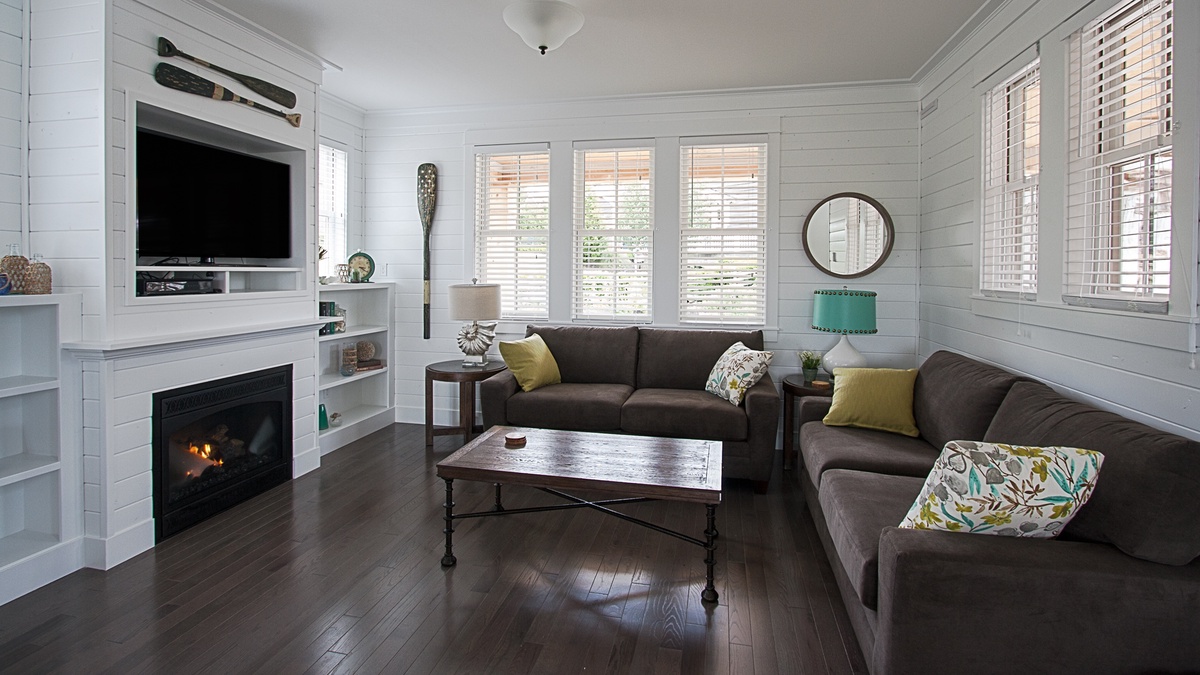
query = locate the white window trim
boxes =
[970,0,1198,354]
[463,118,781,340]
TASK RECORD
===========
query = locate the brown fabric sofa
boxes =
[480,325,780,491]
[797,350,1200,674]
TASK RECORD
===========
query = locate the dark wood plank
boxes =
[0,423,866,675]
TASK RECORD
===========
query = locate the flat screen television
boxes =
[136,129,291,263]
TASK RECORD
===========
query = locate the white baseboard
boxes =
[0,537,83,606]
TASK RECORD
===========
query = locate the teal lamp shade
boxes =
[811,289,877,334]
[812,289,877,376]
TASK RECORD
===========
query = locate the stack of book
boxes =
[356,359,384,372]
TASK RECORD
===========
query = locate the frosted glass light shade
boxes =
[448,283,501,321]
[503,1,584,54]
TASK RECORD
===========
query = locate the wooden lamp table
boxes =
[782,374,833,471]
[425,359,507,447]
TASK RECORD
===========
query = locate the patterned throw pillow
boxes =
[705,341,773,406]
[899,440,1104,538]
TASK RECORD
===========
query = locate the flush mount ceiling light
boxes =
[503,0,584,55]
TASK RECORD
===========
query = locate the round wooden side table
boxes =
[782,374,833,471]
[425,359,508,448]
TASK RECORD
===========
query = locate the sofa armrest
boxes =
[797,395,832,427]
[480,370,518,429]
[875,526,1200,674]
[739,373,781,482]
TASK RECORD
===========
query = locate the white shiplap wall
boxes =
[917,0,1200,440]
[28,0,104,337]
[356,87,921,426]
[0,0,20,255]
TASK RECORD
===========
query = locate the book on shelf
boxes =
[356,359,384,372]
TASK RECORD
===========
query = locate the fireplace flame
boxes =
[188,443,222,466]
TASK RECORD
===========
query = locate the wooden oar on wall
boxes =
[158,37,298,109]
[418,163,438,340]
[154,63,301,128]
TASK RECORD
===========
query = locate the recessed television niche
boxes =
[132,102,307,298]
[137,129,291,263]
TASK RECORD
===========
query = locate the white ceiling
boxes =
[210,0,993,112]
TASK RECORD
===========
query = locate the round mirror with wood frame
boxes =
[802,192,894,278]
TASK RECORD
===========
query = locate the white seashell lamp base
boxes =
[457,320,497,367]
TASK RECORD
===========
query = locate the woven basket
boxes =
[24,260,51,294]
[0,253,28,294]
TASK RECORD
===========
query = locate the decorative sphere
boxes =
[356,341,376,361]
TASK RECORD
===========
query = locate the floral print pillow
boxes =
[899,440,1104,538]
[705,341,773,406]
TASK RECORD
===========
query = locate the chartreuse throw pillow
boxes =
[498,334,562,392]
[705,341,774,406]
[823,367,919,437]
[899,440,1104,537]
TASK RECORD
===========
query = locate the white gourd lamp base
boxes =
[822,334,867,378]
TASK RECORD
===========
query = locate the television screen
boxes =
[136,129,291,262]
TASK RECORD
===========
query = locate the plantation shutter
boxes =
[475,149,551,319]
[572,146,653,321]
[679,142,768,324]
[981,60,1040,296]
[317,144,348,278]
[1065,0,1172,312]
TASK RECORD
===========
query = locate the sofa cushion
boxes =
[899,440,1104,537]
[622,388,748,441]
[913,350,1024,451]
[498,334,561,392]
[705,342,773,406]
[527,325,639,387]
[507,382,633,431]
[985,381,1200,565]
[819,469,926,610]
[824,367,919,437]
[636,328,764,390]
[800,422,939,489]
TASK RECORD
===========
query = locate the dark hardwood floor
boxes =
[0,424,867,674]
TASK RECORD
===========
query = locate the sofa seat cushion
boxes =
[819,469,926,610]
[801,422,940,489]
[507,383,633,431]
[985,381,1200,565]
[621,388,748,441]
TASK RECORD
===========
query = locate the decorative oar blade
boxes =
[157,36,298,109]
[154,63,301,128]
[418,163,438,340]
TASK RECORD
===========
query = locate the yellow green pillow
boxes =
[499,334,562,392]
[823,367,920,437]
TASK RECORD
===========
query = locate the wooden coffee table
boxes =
[435,426,723,604]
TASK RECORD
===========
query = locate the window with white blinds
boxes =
[679,142,768,324]
[475,150,551,319]
[572,147,653,321]
[981,60,1040,296]
[1066,0,1172,312]
[317,144,348,278]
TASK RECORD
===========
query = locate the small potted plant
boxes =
[800,350,822,384]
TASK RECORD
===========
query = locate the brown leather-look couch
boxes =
[796,350,1200,674]
[480,325,780,492]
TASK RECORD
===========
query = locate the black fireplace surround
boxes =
[152,365,293,541]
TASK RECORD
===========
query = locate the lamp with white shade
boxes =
[448,280,502,367]
[503,0,584,55]
[811,288,877,377]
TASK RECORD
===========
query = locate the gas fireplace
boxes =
[152,365,293,540]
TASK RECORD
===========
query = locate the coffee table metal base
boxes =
[440,478,720,604]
